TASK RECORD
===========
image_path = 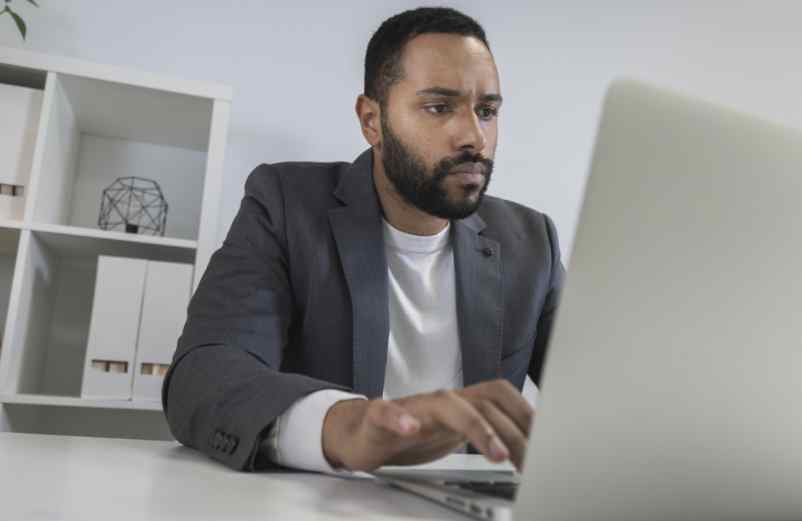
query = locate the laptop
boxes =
[375,79,802,521]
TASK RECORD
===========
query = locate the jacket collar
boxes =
[333,148,380,214]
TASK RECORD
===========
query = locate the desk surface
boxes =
[0,432,513,521]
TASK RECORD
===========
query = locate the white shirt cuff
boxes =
[272,389,367,474]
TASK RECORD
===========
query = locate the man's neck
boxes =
[371,149,449,236]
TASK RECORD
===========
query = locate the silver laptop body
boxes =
[381,79,802,521]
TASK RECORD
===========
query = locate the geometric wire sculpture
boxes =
[98,176,168,236]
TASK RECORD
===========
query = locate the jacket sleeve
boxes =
[529,213,565,387]
[161,164,349,471]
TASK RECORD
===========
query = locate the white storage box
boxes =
[132,260,193,401]
[81,256,147,400]
[0,82,42,220]
[81,255,193,401]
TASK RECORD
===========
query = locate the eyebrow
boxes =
[415,87,503,103]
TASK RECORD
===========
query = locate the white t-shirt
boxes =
[265,219,537,473]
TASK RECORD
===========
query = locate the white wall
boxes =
[2,1,800,259]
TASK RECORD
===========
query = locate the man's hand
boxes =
[321,379,534,472]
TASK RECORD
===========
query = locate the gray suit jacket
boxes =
[162,149,564,471]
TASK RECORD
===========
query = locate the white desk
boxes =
[0,432,513,520]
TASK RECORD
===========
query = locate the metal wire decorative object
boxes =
[98,176,168,236]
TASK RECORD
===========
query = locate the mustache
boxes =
[438,152,494,177]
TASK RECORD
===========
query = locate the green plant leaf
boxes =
[25,0,40,6]
[8,7,26,39]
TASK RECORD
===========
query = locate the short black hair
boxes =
[364,7,490,108]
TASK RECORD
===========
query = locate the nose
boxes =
[452,107,487,153]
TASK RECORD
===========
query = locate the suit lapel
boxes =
[453,215,504,387]
[329,150,389,398]
[328,149,504,395]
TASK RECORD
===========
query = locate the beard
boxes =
[380,115,494,220]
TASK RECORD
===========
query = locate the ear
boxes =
[355,94,382,147]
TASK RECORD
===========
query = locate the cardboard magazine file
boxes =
[81,256,147,400]
[0,83,42,220]
[132,260,193,401]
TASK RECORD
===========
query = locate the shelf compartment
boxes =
[1,401,172,440]
[0,227,20,364]
[0,230,189,400]
[27,72,211,243]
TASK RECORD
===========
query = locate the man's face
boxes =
[379,33,501,220]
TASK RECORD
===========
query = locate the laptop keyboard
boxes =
[444,480,519,500]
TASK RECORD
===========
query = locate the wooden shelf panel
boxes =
[0,45,231,101]
[0,393,163,411]
[32,222,197,249]
[31,223,197,264]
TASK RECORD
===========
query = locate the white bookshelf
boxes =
[0,46,231,440]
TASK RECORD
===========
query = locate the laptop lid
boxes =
[516,79,802,521]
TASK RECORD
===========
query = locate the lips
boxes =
[450,162,486,176]
[450,162,486,185]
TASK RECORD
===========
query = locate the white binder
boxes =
[0,83,42,220]
[81,256,147,400]
[132,260,194,401]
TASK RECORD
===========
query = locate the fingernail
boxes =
[489,436,509,461]
[398,414,419,433]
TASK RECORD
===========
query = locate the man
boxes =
[162,7,564,474]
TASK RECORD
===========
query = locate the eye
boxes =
[477,105,499,121]
[424,103,451,115]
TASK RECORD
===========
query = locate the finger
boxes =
[479,379,535,437]
[475,399,528,471]
[429,390,510,464]
[365,399,421,437]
